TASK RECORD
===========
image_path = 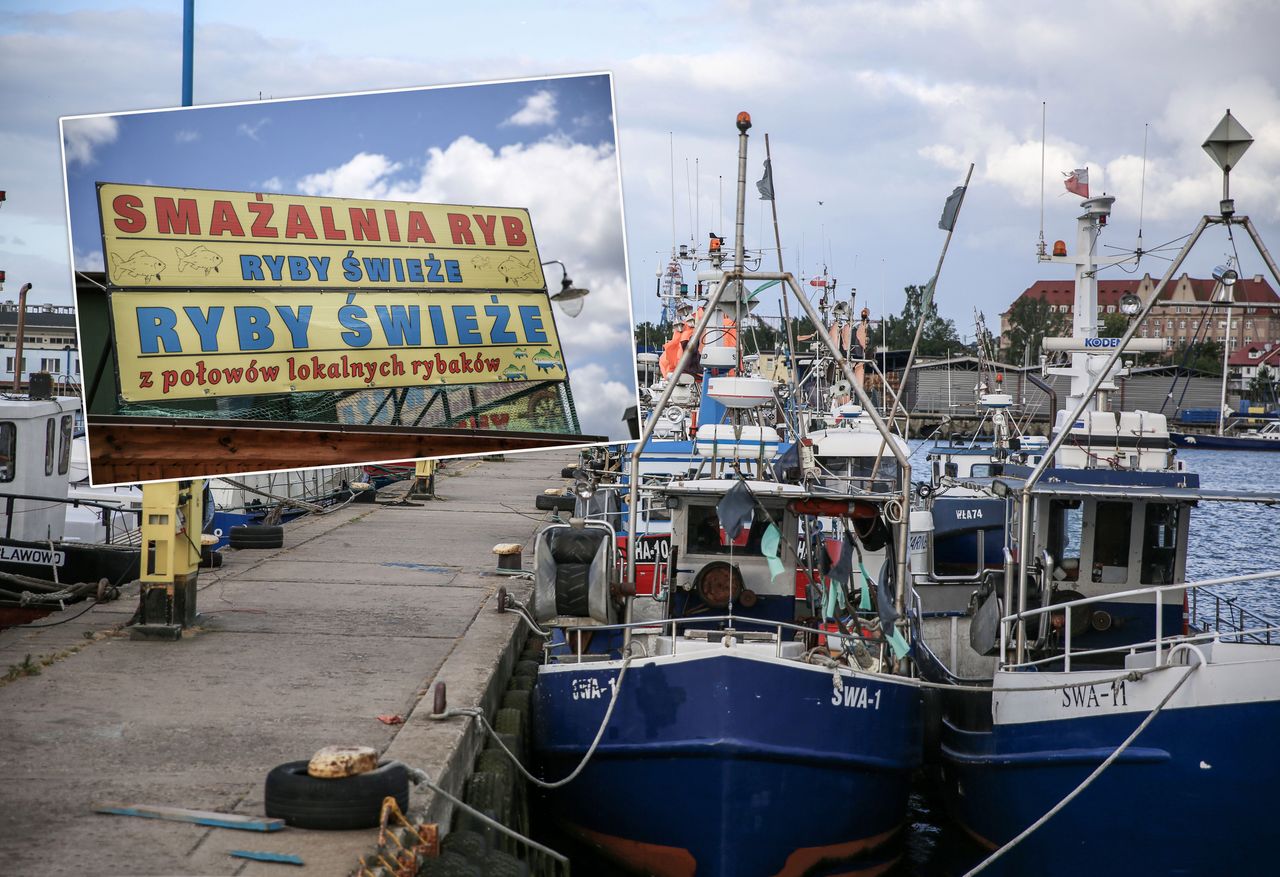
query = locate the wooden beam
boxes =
[87,416,605,484]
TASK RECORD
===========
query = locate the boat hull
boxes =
[939,655,1280,875]
[533,648,921,877]
[1170,431,1280,450]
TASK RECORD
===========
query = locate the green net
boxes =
[117,378,582,433]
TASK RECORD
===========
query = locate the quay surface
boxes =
[0,450,574,876]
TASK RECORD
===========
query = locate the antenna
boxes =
[1136,122,1149,261]
[1038,101,1047,258]
[669,132,677,251]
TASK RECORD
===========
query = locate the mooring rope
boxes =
[429,654,633,790]
[964,650,1201,876]
[394,762,569,866]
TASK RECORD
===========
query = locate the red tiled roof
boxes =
[1010,274,1279,308]
[1228,343,1280,367]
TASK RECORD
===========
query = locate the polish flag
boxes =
[1064,168,1090,198]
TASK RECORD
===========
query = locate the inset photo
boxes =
[61,74,636,485]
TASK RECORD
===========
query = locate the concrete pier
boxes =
[0,450,574,876]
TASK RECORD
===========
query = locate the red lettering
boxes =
[248,202,279,238]
[319,206,346,240]
[138,371,153,389]
[349,208,380,241]
[208,200,245,236]
[447,213,475,245]
[384,209,400,242]
[284,204,318,239]
[472,214,497,246]
[154,197,201,235]
[406,211,436,243]
[501,216,527,247]
[112,194,146,233]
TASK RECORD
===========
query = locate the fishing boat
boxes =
[524,113,922,877]
[912,112,1280,875]
[1170,418,1280,450]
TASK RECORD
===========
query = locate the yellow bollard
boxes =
[133,479,204,639]
[408,459,437,499]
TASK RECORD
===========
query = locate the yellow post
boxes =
[134,479,204,638]
[409,459,437,499]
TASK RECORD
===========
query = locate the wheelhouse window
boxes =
[58,414,73,476]
[1141,504,1180,585]
[1092,501,1133,581]
[687,504,767,556]
[44,418,55,476]
[1048,499,1083,580]
[0,422,14,482]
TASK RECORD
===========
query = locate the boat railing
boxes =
[1191,587,1279,646]
[0,490,142,541]
[552,613,885,665]
[1000,569,1280,672]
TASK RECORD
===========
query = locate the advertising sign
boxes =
[98,183,545,291]
[109,289,566,401]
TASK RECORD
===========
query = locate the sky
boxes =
[4,1,1280,399]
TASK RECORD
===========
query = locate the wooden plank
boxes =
[94,803,285,832]
[85,416,604,483]
[229,850,305,865]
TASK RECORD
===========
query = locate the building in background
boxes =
[1001,273,1280,354]
[0,302,81,393]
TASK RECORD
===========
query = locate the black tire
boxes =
[263,759,407,830]
[229,524,284,550]
[459,770,511,831]
[420,851,482,876]
[501,689,532,714]
[200,547,223,568]
[441,828,489,862]
[512,660,539,680]
[534,494,575,513]
[506,674,534,693]
[483,849,530,877]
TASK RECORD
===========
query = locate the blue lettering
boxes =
[183,306,224,352]
[274,305,312,348]
[407,259,424,283]
[518,305,547,343]
[338,305,371,347]
[363,257,390,282]
[262,254,286,281]
[427,305,448,344]
[137,307,180,354]
[235,306,274,351]
[452,305,481,344]
[288,255,310,280]
[485,304,517,343]
[375,305,422,346]
[308,256,330,282]
[239,255,264,281]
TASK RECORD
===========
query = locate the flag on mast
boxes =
[1063,167,1090,198]
[938,185,967,231]
[756,159,774,200]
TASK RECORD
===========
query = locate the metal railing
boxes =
[551,612,889,666]
[1000,569,1280,672]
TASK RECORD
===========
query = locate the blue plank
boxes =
[229,850,305,865]
[94,803,285,832]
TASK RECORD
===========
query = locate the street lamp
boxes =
[540,260,590,318]
[63,344,72,389]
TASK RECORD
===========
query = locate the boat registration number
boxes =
[831,681,881,710]
[1060,679,1128,709]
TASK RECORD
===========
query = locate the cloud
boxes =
[259,176,284,191]
[62,116,118,165]
[174,129,200,143]
[237,117,270,140]
[504,89,557,126]
[565,362,635,438]
[281,134,633,438]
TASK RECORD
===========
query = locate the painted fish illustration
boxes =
[501,364,528,381]
[513,348,528,359]
[531,349,562,372]
[471,255,492,271]
[497,256,537,286]
[175,245,222,275]
[113,250,166,283]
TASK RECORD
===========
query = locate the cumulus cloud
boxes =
[282,133,633,438]
[565,362,635,438]
[174,129,199,143]
[504,89,557,126]
[62,116,118,165]
[237,117,270,140]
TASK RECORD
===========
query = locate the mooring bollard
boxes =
[492,543,523,575]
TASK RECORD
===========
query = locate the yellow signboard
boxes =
[109,290,566,402]
[97,183,545,291]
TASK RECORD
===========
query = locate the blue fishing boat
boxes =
[913,112,1280,875]
[525,113,922,877]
